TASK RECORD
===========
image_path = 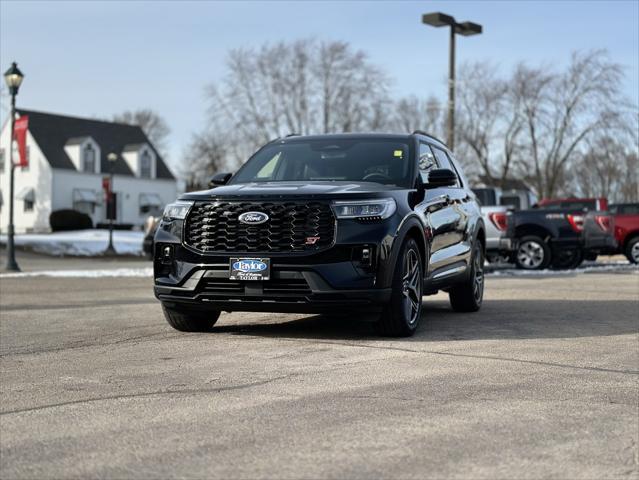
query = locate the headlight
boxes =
[331,198,396,220]
[162,201,193,221]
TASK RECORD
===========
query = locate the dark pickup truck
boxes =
[507,198,614,270]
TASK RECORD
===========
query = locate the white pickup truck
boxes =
[472,187,537,263]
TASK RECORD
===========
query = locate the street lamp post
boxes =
[422,12,482,151]
[105,152,117,254]
[3,62,25,272]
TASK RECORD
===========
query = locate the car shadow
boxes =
[212,298,639,342]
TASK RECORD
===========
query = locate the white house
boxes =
[0,109,177,233]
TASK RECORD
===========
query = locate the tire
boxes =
[378,238,423,337]
[551,247,583,270]
[162,304,220,332]
[515,235,551,270]
[449,242,484,312]
[584,251,598,262]
[625,236,639,264]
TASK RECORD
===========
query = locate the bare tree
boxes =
[570,125,639,202]
[391,95,443,137]
[513,50,625,198]
[181,130,228,191]
[199,39,391,173]
[456,62,524,187]
[114,109,171,156]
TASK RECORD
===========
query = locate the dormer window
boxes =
[82,143,96,173]
[140,149,152,178]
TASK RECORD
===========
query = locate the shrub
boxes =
[50,209,93,232]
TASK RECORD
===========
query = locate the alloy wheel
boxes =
[632,241,639,263]
[402,248,422,325]
[473,246,484,302]
[517,240,545,269]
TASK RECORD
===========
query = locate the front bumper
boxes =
[155,264,391,313]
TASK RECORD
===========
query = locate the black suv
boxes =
[154,133,485,336]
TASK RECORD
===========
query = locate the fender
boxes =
[377,214,429,289]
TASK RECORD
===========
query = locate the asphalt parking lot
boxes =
[1,254,638,479]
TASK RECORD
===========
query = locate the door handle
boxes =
[426,194,450,212]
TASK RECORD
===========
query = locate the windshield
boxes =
[230,138,413,187]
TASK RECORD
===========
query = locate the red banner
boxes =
[13,115,29,168]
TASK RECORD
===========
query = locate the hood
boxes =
[180,181,406,200]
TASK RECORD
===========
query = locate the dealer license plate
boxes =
[229,258,270,281]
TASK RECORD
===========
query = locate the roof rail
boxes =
[268,133,300,144]
[411,130,447,146]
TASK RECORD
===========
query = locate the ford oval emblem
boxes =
[232,260,268,272]
[238,211,269,225]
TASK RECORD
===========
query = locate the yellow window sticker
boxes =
[393,150,403,158]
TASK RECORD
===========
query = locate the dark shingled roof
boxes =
[16,109,175,180]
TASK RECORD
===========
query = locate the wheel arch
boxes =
[623,230,639,250]
[378,215,428,288]
[515,224,553,242]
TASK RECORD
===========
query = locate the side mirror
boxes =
[209,172,232,187]
[423,168,457,189]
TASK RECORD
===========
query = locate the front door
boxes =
[415,142,465,276]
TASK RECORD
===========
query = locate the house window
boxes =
[18,187,35,212]
[83,143,96,173]
[73,189,98,215]
[139,193,162,216]
[0,148,5,173]
[140,150,152,178]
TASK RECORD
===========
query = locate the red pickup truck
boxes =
[609,203,639,264]
[583,202,639,264]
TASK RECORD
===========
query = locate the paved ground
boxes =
[1,254,638,479]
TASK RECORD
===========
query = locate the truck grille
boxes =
[185,201,336,253]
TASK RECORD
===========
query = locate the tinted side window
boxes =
[431,147,461,187]
[500,195,521,209]
[472,188,497,206]
[418,143,437,182]
[612,204,639,215]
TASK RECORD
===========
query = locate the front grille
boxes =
[185,201,335,253]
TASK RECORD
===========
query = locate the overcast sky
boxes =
[1,0,638,172]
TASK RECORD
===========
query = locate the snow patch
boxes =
[0,229,144,256]
[0,268,153,279]
[487,262,638,277]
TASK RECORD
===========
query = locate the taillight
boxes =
[594,215,611,232]
[488,212,508,231]
[567,214,584,232]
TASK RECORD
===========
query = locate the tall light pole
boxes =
[3,62,25,272]
[105,152,117,254]
[422,12,482,151]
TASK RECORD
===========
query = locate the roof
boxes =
[277,132,410,142]
[278,132,449,149]
[16,109,175,180]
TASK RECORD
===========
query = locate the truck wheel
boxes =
[449,242,484,312]
[625,236,639,264]
[515,236,551,270]
[378,238,423,337]
[162,304,220,332]
[551,247,583,270]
